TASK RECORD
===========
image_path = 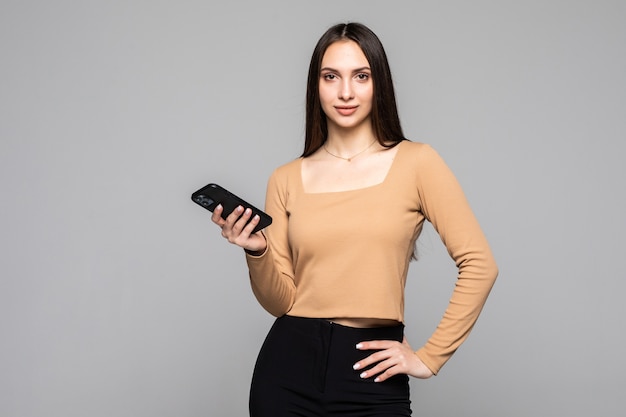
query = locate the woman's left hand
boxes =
[353,337,434,382]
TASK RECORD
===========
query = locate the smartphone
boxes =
[191,183,272,234]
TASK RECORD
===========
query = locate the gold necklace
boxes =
[323,139,377,162]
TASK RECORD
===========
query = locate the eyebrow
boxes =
[320,66,371,73]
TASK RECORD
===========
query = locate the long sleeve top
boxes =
[245,140,498,374]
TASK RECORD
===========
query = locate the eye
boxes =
[355,73,370,81]
[323,73,337,80]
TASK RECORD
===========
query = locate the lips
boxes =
[335,106,358,116]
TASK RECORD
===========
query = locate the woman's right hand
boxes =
[211,204,267,254]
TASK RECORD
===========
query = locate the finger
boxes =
[371,364,402,383]
[220,206,245,240]
[356,340,397,351]
[353,340,398,369]
[353,349,387,371]
[358,348,412,382]
[225,205,245,224]
[359,358,399,382]
[231,207,253,236]
[367,346,417,382]
[211,204,226,226]
[353,345,398,372]
[242,213,261,235]
[355,340,434,381]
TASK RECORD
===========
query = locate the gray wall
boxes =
[2,1,624,416]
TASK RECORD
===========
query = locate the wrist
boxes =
[245,232,267,256]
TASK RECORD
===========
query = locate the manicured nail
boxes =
[353,363,361,370]
[360,372,367,378]
[355,343,363,349]
[374,377,380,383]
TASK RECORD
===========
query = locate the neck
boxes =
[325,137,378,156]
[325,122,377,155]
[323,134,378,163]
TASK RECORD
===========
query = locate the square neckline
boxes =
[298,140,407,195]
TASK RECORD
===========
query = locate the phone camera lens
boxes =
[195,195,214,207]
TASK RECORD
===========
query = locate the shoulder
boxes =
[267,157,302,190]
[271,157,301,179]
[398,140,438,159]
[394,141,457,192]
[396,140,445,168]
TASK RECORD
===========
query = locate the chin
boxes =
[329,118,370,131]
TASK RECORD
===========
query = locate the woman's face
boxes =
[319,40,373,132]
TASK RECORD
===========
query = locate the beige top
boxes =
[246,140,498,374]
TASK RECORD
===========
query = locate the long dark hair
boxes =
[302,22,406,157]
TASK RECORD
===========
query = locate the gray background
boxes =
[1,0,624,416]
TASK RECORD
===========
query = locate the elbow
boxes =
[478,246,499,284]
[252,285,295,318]
[487,258,499,285]
[263,299,294,318]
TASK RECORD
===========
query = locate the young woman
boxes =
[212,22,498,417]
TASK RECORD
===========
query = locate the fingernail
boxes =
[355,343,363,349]
[374,377,380,383]
[353,363,361,370]
[360,372,367,378]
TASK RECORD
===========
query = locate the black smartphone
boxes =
[191,183,272,234]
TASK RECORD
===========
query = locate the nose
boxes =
[339,79,354,100]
